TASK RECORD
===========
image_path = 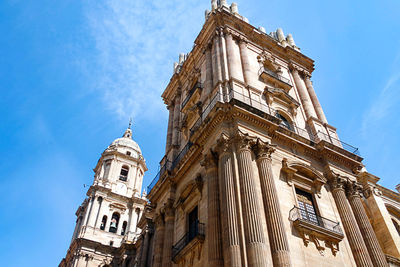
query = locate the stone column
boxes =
[348,182,388,267]
[330,176,373,267]
[201,152,224,266]
[303,74,328,124]
[234,133,269,266]
[253,140,291,267]
[161,202,175,267]
[83,196,94,226]
[203,45,214,100]
[212,32,223,88]
[216,135,242,267]
[290,66,317,120]
[239,38,251,86]
[219,28,230,83]
[171,92,181,156]
[225,30,243,82]
[152,214,165,267]
[139,226,151,267]
[165,103,174,151]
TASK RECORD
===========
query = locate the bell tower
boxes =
[61,126,148,266]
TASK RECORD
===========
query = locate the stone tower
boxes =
[60,127,148,267]
[137,1,400,267]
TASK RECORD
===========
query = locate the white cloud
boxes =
[361,54,400,137]
[82,0,207,122]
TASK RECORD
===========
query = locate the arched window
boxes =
[275,112,293,130]
[120,165,129,181]
[100,215,107,230]
[393,219,400,236]
[121,221,128,235]
[109,212,120,233]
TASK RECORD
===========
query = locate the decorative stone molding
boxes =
[232,130,254,151]
[253,138,275,160]
[282,158,327,197]
[257,50,280,72]
[200,151,218,170]
[215,133,231,155]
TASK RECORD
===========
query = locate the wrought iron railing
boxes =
[181,82,203,110]
[289,206,343,235]
[171,142,193,170]
[172,220,205,259]
[258,67,292,86]
[189,91,222,136]
[146,160,171,194]
[314,131,360,156]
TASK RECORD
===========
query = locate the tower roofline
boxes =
[162,5,315,104]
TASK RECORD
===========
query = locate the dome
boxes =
[106,128,142,155]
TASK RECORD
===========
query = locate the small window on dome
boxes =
[120,165,129,181]
[126,151,131,156]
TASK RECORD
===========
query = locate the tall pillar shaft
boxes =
[304,75,328,123]
[171,93,181,154]
[139,228,150,267]
[331,178,373,267]
[217,136,242,267]
[348,184,388,267]
[291,68,317,120]
[203,46,214,100]
[202,153,224,266]
[225,31,243,82]
[239,39,251,86]
[254,141,291,267]
[219,29,230,83]
[235,134,269,266]
[161,205,175,267]
[153,215,165,267]
[165,104,174,151]
[212,34,223,88]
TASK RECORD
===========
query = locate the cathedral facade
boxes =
[61,1,400,266]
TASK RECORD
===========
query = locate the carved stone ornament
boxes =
[257,50,279,72]
[200,151,218,170]
[215,133,231,155]
[282,158,327,197]
[233,130,255,152]
[347,181,364,199]
[253,138,275,160]
[329,174,348,192]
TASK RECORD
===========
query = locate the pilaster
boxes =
[253,139,291,267]
[216,134,242,267]
[234,132,269,267]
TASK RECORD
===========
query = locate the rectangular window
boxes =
[188,206,198,241]
[296,188,319,225]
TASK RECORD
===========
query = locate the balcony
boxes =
[289,206,344,255]
[172,221,205,263]
[146,160,171,194]
[259,67,292,90]
[181,82,203,111]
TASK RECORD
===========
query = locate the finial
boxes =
[128,117,133,129]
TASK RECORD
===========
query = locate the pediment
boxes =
[282,158,327,197]
[265,87,299,109]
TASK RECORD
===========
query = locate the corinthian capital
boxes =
[347,181,364,199]
[215,133,231,155]
[233,131,254,152]
[200,151,218,170]
[329,175,348,192]
[253,139,275,160]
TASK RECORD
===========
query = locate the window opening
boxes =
[121,221,128,235]
[276,112,293,130]
[188,206,198,241]
[100,215,107,230]
[109,212,120,233]
[296,188,319,226]
[120,165,129,181]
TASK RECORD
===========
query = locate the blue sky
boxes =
[0,0,399,266]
